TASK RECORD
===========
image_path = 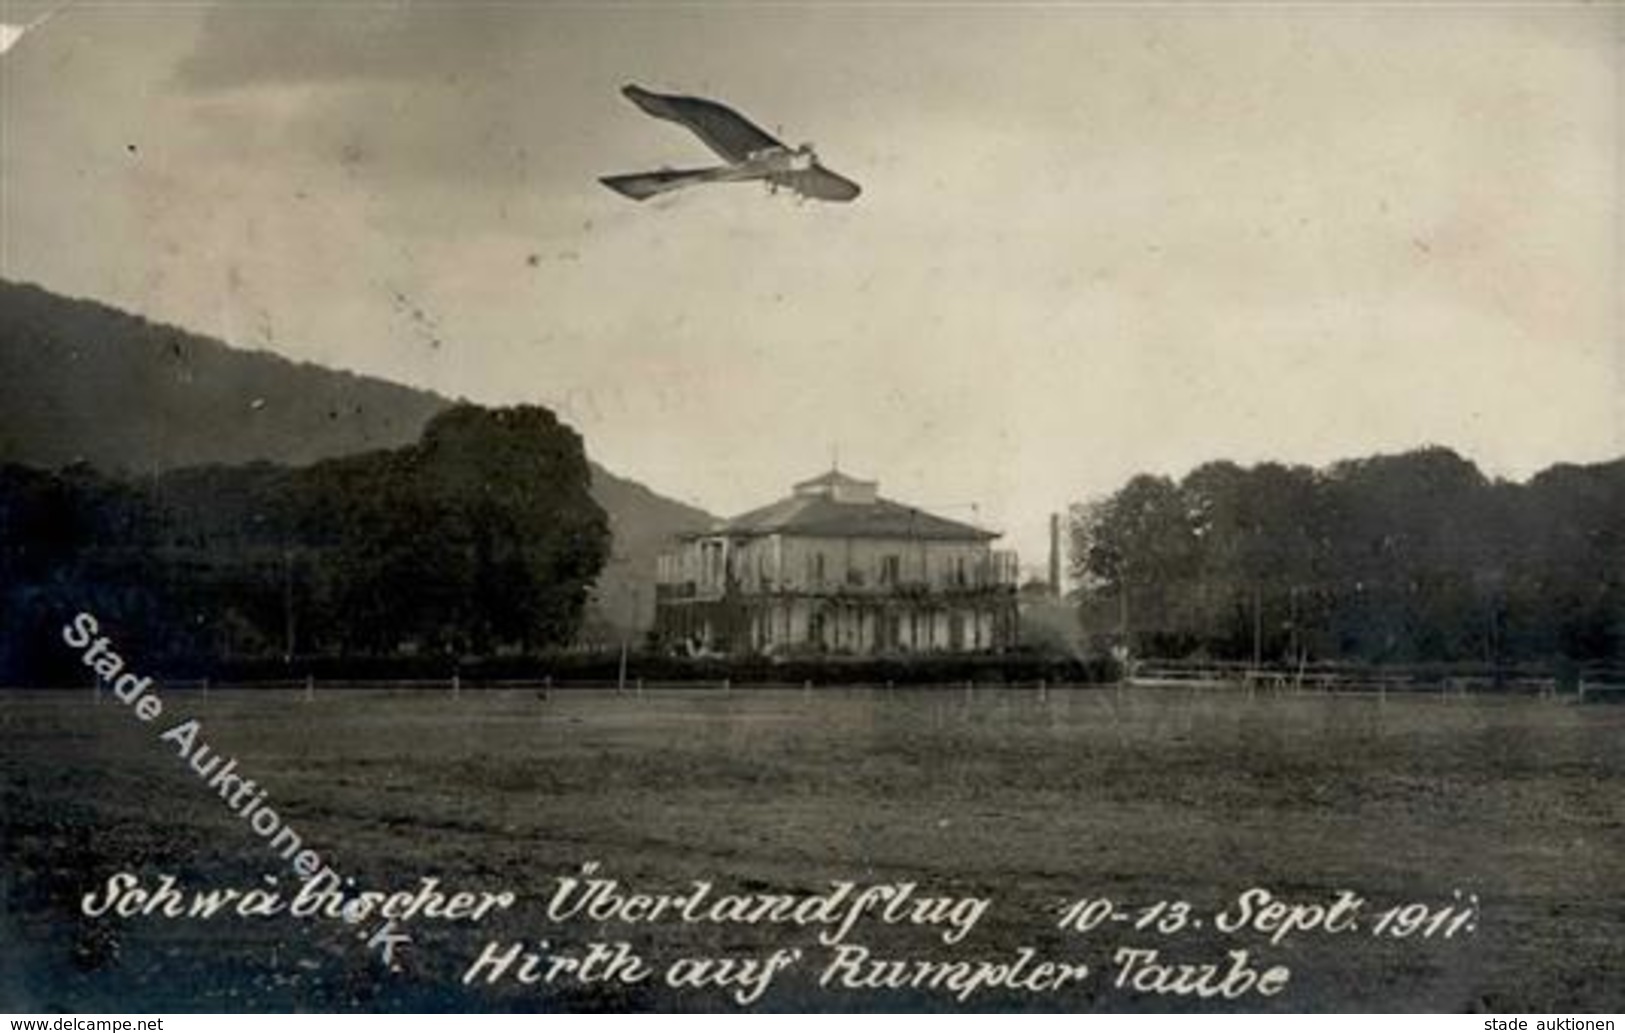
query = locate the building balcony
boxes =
[661,578,1018,602]
[654,581,729,602]
[656,551,1020,600]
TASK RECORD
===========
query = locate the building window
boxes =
[880,555,901,586]
[884,613,903,650]
[809,612,826,648]
[807,552,826,586]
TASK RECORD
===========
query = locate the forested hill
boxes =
[0,279,713,629]
[0,280,446,470]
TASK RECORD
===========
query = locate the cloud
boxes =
[173,4,529,91]
[168,7,737,208]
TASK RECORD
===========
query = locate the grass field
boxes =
[2,684,1622,1012]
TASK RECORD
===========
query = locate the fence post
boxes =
[305,673,314,703]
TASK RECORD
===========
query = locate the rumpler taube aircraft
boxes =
[600,84,861,204]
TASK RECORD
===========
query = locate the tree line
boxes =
[1070,447,1624,669]
[0,405,609,682]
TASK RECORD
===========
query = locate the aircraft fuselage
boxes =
[732,145,816,178]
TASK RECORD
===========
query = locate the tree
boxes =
[1064,446,1624,669]
[0,403,612,676]
[1071,475,1199,655]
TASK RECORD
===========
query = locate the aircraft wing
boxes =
[772,164,862,203]
[621,84,783,164]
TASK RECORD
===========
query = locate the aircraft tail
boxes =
[599,166,729,202]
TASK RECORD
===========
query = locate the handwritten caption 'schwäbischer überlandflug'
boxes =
[81,863,1481,1007]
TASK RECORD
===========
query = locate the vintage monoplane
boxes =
[600,85,861,204]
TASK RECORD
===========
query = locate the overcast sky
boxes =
[2,2,1619,569]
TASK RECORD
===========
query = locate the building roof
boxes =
[703,470,997,541]
[793,470,876,500]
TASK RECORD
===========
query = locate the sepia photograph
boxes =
[1,0,1622,1016]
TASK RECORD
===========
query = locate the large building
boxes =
[654,471,1019,656]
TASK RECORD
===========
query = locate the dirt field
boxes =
[3,684,1622,1012]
